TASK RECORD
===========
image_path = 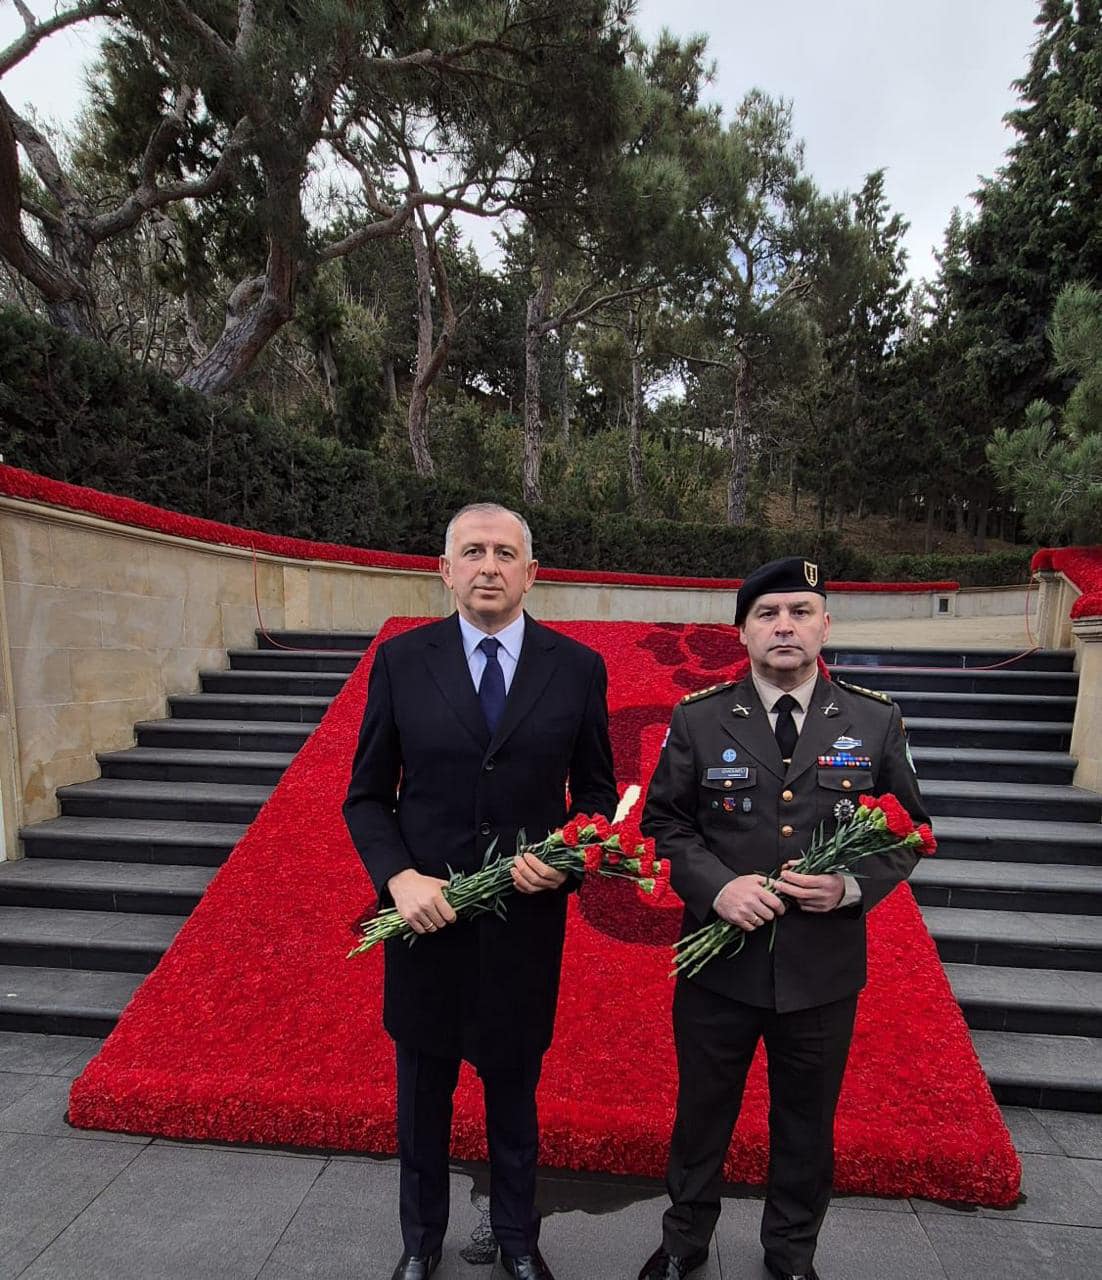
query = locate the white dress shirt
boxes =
[458,612,525,694]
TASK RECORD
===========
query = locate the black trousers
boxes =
[395,1041,542,1259]
[662,979,858,1273]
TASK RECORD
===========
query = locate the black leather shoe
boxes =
[638,1244,709,1280]
[389,1251,441,1280]
[763,1257,820,1280]
[501,1250,556,1280]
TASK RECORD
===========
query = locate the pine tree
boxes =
[954,0,1102,419]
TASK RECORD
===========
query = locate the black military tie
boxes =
[773,693,800,763]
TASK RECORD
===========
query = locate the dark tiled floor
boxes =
[1,1034,1101,1279]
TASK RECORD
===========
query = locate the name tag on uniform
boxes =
[706,766,750,781]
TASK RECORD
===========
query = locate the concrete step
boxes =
[903,716,1072,751]
[98,746,295,786]
[825,645,1075,672]
[57,778,272,824]
[971,1029,1102,1111]
[832,664,1078,697]
[921,905,1102,972]
[200,669,349,698]
[889,689,1077,722]
[136,718,313,752]
[910,745,1076,784]
[256,629,374,652]
[228,648,361,673]
[945,962,1102,1037]
[920,779,1102,823]
[0,906,184,973]
[931,816,1102,866]
[20,817,245,866]
[0,965,143,1036]
[912,859,1102,915]
[168,693,330,723]
[0,858,213,914]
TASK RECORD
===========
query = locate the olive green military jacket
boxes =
[642,672,929,1012]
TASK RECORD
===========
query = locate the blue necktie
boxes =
[478,637,506,735]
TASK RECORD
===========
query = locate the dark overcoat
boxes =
[343,612,618,1068]
[642,672,929,1012]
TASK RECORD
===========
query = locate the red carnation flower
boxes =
[582,845,603,872]
[916,824,937,856]
[560,820,581,847]
[590,814,612,840]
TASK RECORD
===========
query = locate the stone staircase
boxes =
[0,632,1099,1115]
[823,643,1102,1113]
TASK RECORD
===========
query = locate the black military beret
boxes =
[734,556,827,626]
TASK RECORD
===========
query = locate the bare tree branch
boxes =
[0,1,112,79]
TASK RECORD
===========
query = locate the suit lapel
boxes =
[488,613,557,754]
[786,675,850,783]
[719,677,785,780]
[423,614,490,751]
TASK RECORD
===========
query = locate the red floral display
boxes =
[67,618,1019,1206]
[1032,546,1102,619]
[0,464,959,593]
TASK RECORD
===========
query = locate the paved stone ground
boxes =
[0,1032,1099,1280]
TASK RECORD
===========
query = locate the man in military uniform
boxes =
[637,556,928,1280]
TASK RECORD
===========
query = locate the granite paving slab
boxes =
[17,1143,324,1280]
[919,1214,1102,1280]
[0,1031,101,1076]
[0,1132,141,1280]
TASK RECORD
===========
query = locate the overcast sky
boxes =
[634,0,1041,281]
[1,0,1042,282]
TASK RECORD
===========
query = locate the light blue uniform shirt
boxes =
[457,613,525,695]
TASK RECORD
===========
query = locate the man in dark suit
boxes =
[637,557,928,1280]
[343,503,617,1280]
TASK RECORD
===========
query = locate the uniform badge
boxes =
[722,748,737,762]
[832,736,862,751]
[804,560,819,587]
[732,703,751,717]
[741,797,752,813]
[833,798,856,821]
[723,796,738,812]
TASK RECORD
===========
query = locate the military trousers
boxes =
[662,977,858,1272]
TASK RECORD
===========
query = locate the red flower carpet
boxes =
[69,619,1020,1206]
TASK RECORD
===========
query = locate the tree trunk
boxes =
[178,272,292,396]
[973,492,989,552]
[315,332,339,411]
[406,221,437,476]
[382,358,398,407]
[923,497,936,553]
[559,328,571,444]
[790,460,799,518]
[522,260,554,505]
[725,357,751,526]
[627,313,645,506]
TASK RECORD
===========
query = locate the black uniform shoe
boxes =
[763,1257,820,1280]
[501,1250,556,1280]
[637,1244,709,1279]
[389,1251,442,1280]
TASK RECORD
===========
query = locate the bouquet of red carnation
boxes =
[671,793,936,979]
[349,813,670,958]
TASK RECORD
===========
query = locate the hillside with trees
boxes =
[1,0,1098,556]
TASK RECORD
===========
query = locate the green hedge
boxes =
[0,308,1031,584]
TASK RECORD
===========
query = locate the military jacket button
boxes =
[724,780,733,789]
[842,778,853,790]
[781,824,794,837]
[480,822,492,836]
[782,789,794,802]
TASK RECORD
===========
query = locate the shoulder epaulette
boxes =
[835,678,894,706]
[680,680,737,705]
